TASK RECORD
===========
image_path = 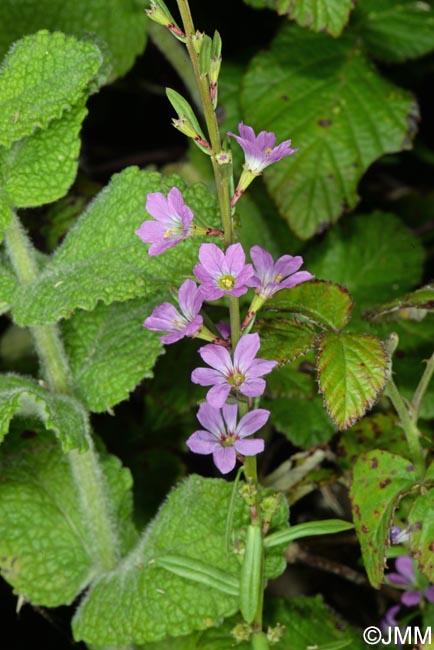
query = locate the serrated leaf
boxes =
[0,0,147,82]
[0,262,17,314]
[0,427,136,606]
[365,284,434,322]
[254,319,317,366]
[72,476,288,645]
[316,332,389,429]
[408,488,434,582]
[241,27,417,238]
[63,298,164,413]
[265,395,336,448]
[0,373,89,451]
[354,0,434,63]
[0,31,102,148]
[0,101,87,207]
[308,212,424,314]
[12,168,218,325]
[261,280,353,331]
[350,450,417,587]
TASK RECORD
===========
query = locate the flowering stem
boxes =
[5,211,120,573]
[411,350,434,422]
[384,379,425,476]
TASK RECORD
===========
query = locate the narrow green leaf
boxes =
[365,284,434,322]
[260,280,353,331]
[0,31,102,147]
[0,0,147,82]
[63,298,164,413]
[316,332,389,429]
[264,519,354,549]
[239,525,262,623]
[0,373,89,451]
[408,488,434,582]
[0,428,136,606]
[350,450,418,587]
[241,28,417,238]
[12,169,218,325]
[0,101,87,208]
[354,0,434,63]
[154,555,239,596]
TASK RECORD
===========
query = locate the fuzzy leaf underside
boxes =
[351,450,417,587]
[0,101,87,208]
[0,262,17,313]
[0,374,89,451]
[316,332,389,429]
[63,298,164,412]
[0,0,147,81]
[0,428,136,606]
[0,30,102,148]
[12,169,218,325]
[241,28,417,238]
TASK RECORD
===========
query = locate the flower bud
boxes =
[146,0,186,41]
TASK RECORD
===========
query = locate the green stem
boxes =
[5,211,119,572]
[385,379,425,475]
[148,21,201,109]
[411,350,434,421]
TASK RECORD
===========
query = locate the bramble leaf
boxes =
[316,332,389,429]
[354,0,434,63]
[254,319,317,366]
[0,101,87,208]
[408,488,434,582]
[0,373,89,451]
[350,450,417,587]
[73,476,288,645]
[241,28,417,238]
[63,298,164,412]
[12,168,218,325]
[0,31,102,148]
[0,428,136,606]
[364,284,434,323]
[0,0,147,81]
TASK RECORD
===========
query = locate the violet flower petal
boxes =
[234,438,265,456]
[401,590,422,607]
[237,409,270,437]
[213,446,237,474]
[186,430,219,454]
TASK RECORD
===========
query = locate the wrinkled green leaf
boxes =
[316,332,389,429]
[12,169,218,325]
[0,427,136,605]
[73,476,288,645]
[0,262,17,314]
[265,394,336,448]
[254,319,317,366]
[0,373,89,451]
[241,28,417,238]
[0,31,102,148]
[355,0,434,63]
[63,298,164,413]
[0,0,147,82]
[408,488,434,583]
[365,284,434,322]
[351,450,417,587]
[260,281,353,331]
[0,101,87,208]
[308,213,424,313]
[0,192,12,240]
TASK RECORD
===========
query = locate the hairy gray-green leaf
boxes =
[0,262,17,314]
[0,0,147,82]
[0,428,136,606]
[354,0,434,63]
[241,27,417,238]
[73,476,288,645]
[12,168,218,325]
[0,31,102,147]
[0,101,87,207]
[0,373,89,451]
[63,298,164,412]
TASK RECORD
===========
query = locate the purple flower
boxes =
[144,279,203,344]
[194,243,253,301]
[388,556,434,607]
[390,525,410,545]
[228,122,298,175]
[191,332,277,407]
[135,187,193,256]
[247,245,313,299]
[186,402,269,474]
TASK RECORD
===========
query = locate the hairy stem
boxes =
[5,211,119,572]
[411,350,434,421]
[385,379,425,476]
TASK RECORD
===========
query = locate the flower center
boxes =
[264,147,273,154]
[163,226,180,239]
[221,432,237,447]
[228,371,245,387]
[218,274,236,290]
[274,273,282,282]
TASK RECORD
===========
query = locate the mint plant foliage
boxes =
[1,0,434,648]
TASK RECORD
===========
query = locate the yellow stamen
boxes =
[228,372,244,387]
[274,273,282,282]
[218,274,236,290]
